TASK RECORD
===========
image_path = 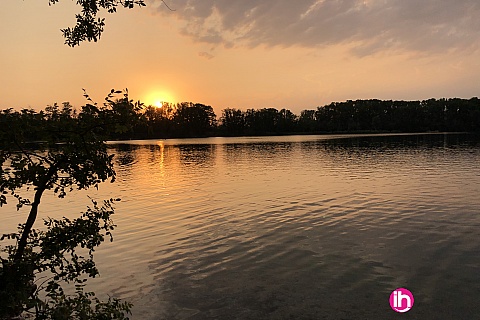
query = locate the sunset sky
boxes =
[1,0,479,114]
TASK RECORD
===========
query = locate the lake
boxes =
[2,133,480,319]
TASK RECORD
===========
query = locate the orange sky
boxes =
[1,0,479,114]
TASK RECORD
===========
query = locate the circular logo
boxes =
[389,288,414,313]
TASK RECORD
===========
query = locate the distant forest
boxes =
[131,97,480,139]
[3,97,480,140]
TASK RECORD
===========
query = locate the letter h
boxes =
[394,290,411,309]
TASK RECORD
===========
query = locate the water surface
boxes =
[2,133,480,319]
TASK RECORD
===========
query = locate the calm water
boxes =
[2,133,480,319]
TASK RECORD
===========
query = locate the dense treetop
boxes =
[131,97,480,139]
[3,97,480,141]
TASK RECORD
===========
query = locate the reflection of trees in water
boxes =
[316,133,479,151]
[223,142,296,166]
[112,144,138,167]
[297,133,480,171]
[116,154,136,166]
[110,134,480,175]
[178,145,217,168]
[110,143,219,182]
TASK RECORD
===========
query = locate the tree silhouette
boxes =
[219,108,245,136]
[0,90,140,319]
[173,103,217,137]
[47,0,146,46]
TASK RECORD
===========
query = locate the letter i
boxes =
[393,291,398,308]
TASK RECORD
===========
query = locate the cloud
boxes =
[151,0,480,55]
[198,51,215,59]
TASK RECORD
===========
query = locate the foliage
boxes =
[47,0,146,47]
[218,98,480,137]
[219,108,245,136]
[1,199,132,319]
[313,98,480,133]
[0,90,141,319]
[173,103,217,137]
[132,102,217,138]
[75,96,480,140]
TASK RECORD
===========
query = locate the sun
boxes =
[154,100,164,108]
[145,90,176,108]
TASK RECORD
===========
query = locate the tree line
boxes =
[125,97,480,139]
[3,97,480,141]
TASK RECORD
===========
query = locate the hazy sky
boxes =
[1,0,479,114]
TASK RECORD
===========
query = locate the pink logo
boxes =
[389,288,414,313]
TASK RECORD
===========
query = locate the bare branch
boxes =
[161,0,176,11]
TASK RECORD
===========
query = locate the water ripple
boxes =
[3,134,480,319]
